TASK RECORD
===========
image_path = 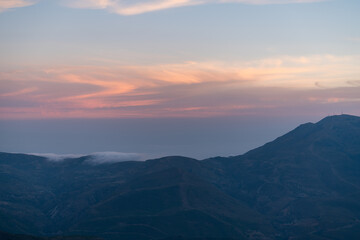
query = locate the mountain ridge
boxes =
[1,114,360,240]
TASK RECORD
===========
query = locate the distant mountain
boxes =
[1,114,360,240]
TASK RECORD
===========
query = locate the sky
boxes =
[0,0,359,159]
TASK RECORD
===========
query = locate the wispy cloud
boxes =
[0,87,38,97]
[62,0,201,15]
[1,55,359,118]
[61,0,327,15]
[0,0,328,15]
[0,0,36,12]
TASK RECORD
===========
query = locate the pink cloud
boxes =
[0,55,359,119]
[62,0,328,15]
[0,0,329,15]
[0,0,36,12]
[0,87,37,97]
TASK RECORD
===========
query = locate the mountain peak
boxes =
[241,114,360,159]
[317,114,360,125]
[314,114,360,138]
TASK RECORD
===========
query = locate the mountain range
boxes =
[1,114,360,240]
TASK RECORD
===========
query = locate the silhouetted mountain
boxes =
[206,114,360,239]
[1,114,360,240]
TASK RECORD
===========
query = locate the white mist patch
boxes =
[87,152,143,164]
[29,152,144,163]
[30,153,85,161]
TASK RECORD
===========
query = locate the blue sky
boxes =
[1,0,359,68]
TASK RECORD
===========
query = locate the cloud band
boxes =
[2,0,327,15]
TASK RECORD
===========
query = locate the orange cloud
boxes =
[0,0,36,12]
[1,55,359,119]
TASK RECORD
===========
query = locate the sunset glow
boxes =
[1,0,359,121]
[1,55,359,119]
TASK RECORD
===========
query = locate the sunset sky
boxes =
[0,0,359,158]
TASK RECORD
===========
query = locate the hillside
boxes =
[1,115,360,240]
